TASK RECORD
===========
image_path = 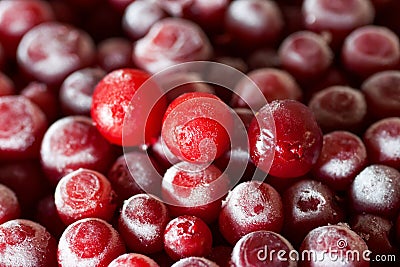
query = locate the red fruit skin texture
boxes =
[349,164,400,219]
[361,70,400,119]
[17,22,96,86]
[58,218,126,267]
[249,99,323,178]
[308,86,367,133]
[0,184,20,224]
[91,68,167,146]
[108,253,160,267]
[0,0,55,58]
[40,116,116,185]
[97,38,134,72]
[218,181,284,245]
[171,257,220,267]
[163,215,213,260]
[282,179,345,246]
[0,95,47,160]
[363,117,400,169]
[299,224,369,267]
[133,18,212,74]
[231,230,297,267]
[118,194,169,254]
[108,151,163,205]
[162,92,232,164]
[35,195,66,239]
[0,72,15,96]
[162,162,229,224]
[312,131,368,191]
[54,168,117,225]
[0,219,58,267]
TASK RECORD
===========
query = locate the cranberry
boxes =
[231,68,302,111]
[164,215,212,260]
[0,96,47,160]
[299,224,369,267]
[40,116,116,185]
[0,72,15,96]
[349,164,400,218]
[162,92,232,164]
[282,179,345,246]
[0,184,20,224]
[162,161,229,224]
[97,38,134,72]
[149,136,181,170]
[123,1,167,41]
[118,194,169,254]
[20,82,59,122]
[363,117,400,169]
[35,195,66,239]
[59,68,105,116]
[341,25,400,79]
[156,0,193,17]
[108,151,163,205]
[361,70,400,119]
[54,168,117,225]
[278,31,333,83]
[218,181,284,245]
[58,218,126,267]
[172,257,219,267]
[302,0,375,47]
[0,219,58,267]
[17,22,96,85]
[0,0,54,58]
[247,48,280,70]
[225,0,284,49]
[91,68,167,146]
[109,253,160,267]
[133,18,212,74]
[308,86,367,133]
[207,246,233,267]
[231,230,297,267]
[249,99,323,178]
[312,131,368,191]
[350,214,397,255]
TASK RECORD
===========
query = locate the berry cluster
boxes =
[0,0,399,266]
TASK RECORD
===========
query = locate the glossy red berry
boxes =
[162,92,232,164]
[40,116,116,185]
[164,215,212,260]
[249,99,323,178]
[58,218,126,267]
[0,96,47,160]
[118,194,169,254]
[218,181,284,245]
[0,219,58,267]
[54,168,117,225]
[91,68,167,146]
[108,253,160,267]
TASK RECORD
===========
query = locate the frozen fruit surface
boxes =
[108,253,160,267]
[0,184,20,224]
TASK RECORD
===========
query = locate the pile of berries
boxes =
[0,0,399,266]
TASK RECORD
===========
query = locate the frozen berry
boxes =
[97,38,134,72]
[172,257,219,267]
[0,184,20,224]
[108,253,160,267]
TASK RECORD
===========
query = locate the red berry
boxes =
[97,38,134,72]
[0,184,20,224]
[35,195,66,239]
[162,161,229,223]
[218,181,284,245]
[118,194,169,254]
[249,100,323,178]
[162,92,232,163]
[0,72,15,96]
[40,116,116,185]
[54,168,117,225]
[0,219,58,267]
[108,253,160,267]
[58,218,126,267]
[91,68,167,146]
[172,257,219,267]
[0,96,47,160]
[164,215,212,260]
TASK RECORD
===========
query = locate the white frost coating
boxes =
[109,253,160,267]
[0,184,19,221]
[320,158,354,178]
[58,218,123,267]
[377,131,400,158]
[171,257,219,267]
[294,190,326,217]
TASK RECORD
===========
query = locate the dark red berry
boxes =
[0,184,20,224]
[172,257,219,267]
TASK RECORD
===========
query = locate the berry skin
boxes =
[0,184,20,224]
[249,99,323,178]
[91,68,167,146]
[108,253,160,267]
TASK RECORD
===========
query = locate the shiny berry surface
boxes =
[164,215,212,260]
[218,181,284,245]
[249,100,323,178]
